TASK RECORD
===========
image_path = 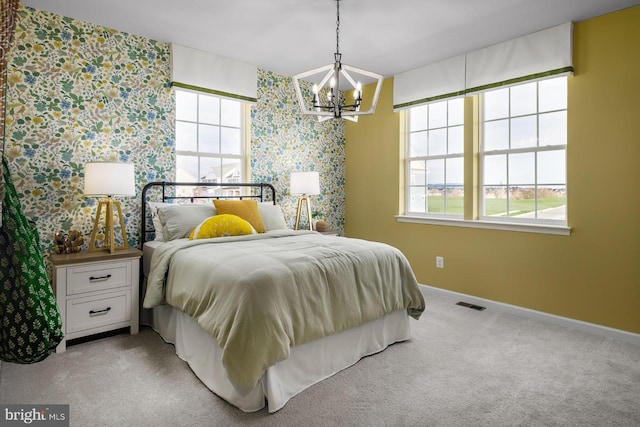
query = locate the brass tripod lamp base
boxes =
[88,196,129,253]
[294,195,313,231]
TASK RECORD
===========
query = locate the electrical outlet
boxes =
[436,256,444,268]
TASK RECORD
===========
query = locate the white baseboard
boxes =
[420,284,640,346]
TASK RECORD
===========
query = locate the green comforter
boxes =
[143,230,425,394]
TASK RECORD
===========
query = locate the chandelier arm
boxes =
[340,75,384,116]
[340,69,358,89]
[340,63,384,80]
[293,63,333,80]
[318,69,335,88]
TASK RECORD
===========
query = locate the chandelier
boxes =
[293,0,383,122]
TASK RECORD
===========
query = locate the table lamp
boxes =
[290,171,320,230]
[84,162,135,253]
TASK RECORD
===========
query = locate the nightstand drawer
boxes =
[66,261,131,295]
[66,290,131,334]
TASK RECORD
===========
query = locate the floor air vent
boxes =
[456,301,486,311]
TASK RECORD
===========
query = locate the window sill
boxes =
[396,215,571,236]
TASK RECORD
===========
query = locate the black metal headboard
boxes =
[141,181,276,247]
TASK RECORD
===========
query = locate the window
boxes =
[175,89,246,197]
[404,76,568,230]
[407,98,464,216]
[480,77,567,223]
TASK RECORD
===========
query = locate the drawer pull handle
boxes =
[89,307,111,316]
[89,274,112,282]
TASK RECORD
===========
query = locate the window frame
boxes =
[478,77,568,226]
[405,98,465,219]
[174,88,248,188]
[399,76,571,236]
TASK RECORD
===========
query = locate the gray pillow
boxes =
[157,204,217,241]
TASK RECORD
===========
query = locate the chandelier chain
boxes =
[335,0,340,55]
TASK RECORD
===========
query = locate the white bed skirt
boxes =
[145,305,411,412]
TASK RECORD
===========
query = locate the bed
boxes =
[140,181,425,412]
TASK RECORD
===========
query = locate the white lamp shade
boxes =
[84,162,135,196]
[290,171,320,195]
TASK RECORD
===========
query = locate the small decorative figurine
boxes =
[54,230,85,254]
[67,230,84,253]
[54,232,67,254]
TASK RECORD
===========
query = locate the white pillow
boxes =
[258,203,288,231]
[147,202,171,241]
[156,204,217,241]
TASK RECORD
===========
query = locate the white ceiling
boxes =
[20,0,640,78]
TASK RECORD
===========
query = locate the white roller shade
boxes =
[393,54,466,110]
[393,23,573,110]
[466,22,573,94]
[171,44,257,103]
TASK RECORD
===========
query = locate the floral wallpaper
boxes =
[4,6,345,257]
[4,6,174,252]
[251,69,345,232]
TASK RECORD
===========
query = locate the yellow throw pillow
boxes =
[189,214,256,240]
[212,199,266,233]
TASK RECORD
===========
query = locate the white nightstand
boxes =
[50,248,142,352]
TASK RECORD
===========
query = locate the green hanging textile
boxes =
[0,156,63,363]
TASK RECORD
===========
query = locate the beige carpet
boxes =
[1,289,639,426]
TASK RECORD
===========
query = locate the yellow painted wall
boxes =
[345,5,640,333]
